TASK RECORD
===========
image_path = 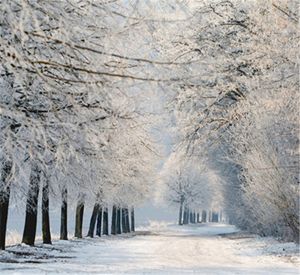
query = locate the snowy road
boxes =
[0,223,299,274]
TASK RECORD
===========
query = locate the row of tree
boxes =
[87,206,135,238]
[179,209,221,225]
[163,0,299,242]
[0,0,169,250]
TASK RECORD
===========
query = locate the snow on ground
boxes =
[0,223,299,274]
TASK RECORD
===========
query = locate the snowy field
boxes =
[0,223,299,274]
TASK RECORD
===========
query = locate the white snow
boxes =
[0,223,299,274]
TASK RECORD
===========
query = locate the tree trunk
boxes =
[60,187,68,240]
[42,177,51,244]
[183,206,188,224]
[178,201,183,225]
[74,200,84,238]
[189,210,193,223]
[212,212,219,222]
[102,207,109,235]
[284,213,300,244]
[125,208,130,233]
[22,163,41,246]
[117,207,122,234]
[121,208,127,233]
[197,213,200,223]
[201,210,207,223]
[209,210,213,222]
[130,207,135,232]
[0,160,12,250]
[87,203,99,238]
[111,205,117,235]
[96,207,102,237]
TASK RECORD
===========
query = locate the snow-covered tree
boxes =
[0,0,166,249]
[160,151,222,225]
[166,0,299,241]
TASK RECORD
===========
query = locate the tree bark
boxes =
[197,213,200,223]
[117,207,122,234]
[125,208,130,233]
[42,177,51,244]
[74,199,84,238]
[189,209,193,223]
[178,201,183,225]
[60,187,68,240]
[96,207,102,237]
[284,213,300,244]
[102,207,109,235]
[121,208,127,233]
[183,206,188,224]
[22,163,41,246]
[201,210,207,223]
[87,203,99,238]
[111,205,117,235]
[212,212,219,222]
[0,160,12,250]
[130,207,135,232]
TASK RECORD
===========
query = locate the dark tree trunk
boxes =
[96,207,102,237]
[117,207,122,234]
[189,210,193,224]
[125,208,130,233]
[102,207,109,235]
[87,203,99,238]
[0,191,10,250]
[283,212,300,244]
[183,206,189,224]
[201,210,207,223]
[121,208,127,233]
[0,160,12,250]
[74,200,84,238]
[22,163,41,246]
[178,201,183,225]
[42,177,51,244]
[111,205,117,235]
[212,212,219,222]
[60,187,68,240]
[130,207,135,232]
[193,212,196,223]
[197,213,200,223]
